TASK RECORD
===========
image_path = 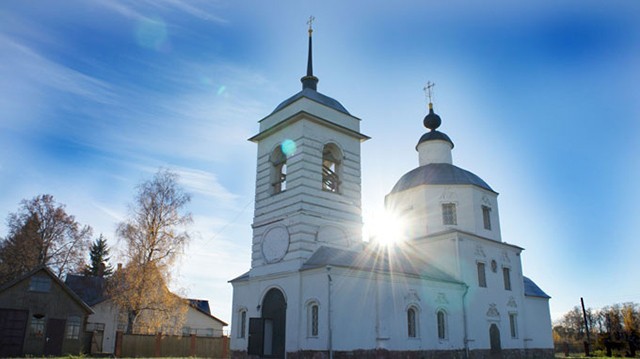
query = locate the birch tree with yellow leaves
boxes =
[109,169,192,334]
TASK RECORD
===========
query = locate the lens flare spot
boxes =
[281,139,296,157]
[217,85,226,95]
[199,76,212,86]
[363,210,406,246]
[135,17,168,51]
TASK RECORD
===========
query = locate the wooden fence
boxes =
[115,331,229,358]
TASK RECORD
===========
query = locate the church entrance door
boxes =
[489,323,502,358]
[262,288,286,358]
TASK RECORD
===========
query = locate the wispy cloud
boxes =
[93,0,228,24]
[0,35,117,130]
[173,167,238,202]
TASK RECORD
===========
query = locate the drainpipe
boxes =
[462,284,470,359]
[327,266,333,359]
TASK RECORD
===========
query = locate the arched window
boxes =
[322,144,342,193]
[238,309,247,338]
[307,301,319,337]
[437,310,447,339]
[270,147,287,194]
[407,306,418,338]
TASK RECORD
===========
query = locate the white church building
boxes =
[230,25,553,359]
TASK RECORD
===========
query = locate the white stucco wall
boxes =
[183,305,226,336]
[523,296,553,349]
[417,140,453,166]
[386,184,501,242]
[86,300,119,354]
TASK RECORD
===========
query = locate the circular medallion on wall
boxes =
[261,225,290,263]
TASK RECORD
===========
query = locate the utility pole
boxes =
[581,297,591,357]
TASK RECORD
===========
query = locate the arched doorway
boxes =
[262,288,286,358]
[490,323,502,358]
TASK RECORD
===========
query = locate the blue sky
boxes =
[1,1,639,325]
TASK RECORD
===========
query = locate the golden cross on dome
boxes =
[423,81,435,104]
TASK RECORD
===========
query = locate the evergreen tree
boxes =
[85,234,114,276]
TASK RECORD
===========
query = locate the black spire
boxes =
[301,16,319,91]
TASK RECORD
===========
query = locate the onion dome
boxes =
[416,102,454,149]
[423,103,442,130]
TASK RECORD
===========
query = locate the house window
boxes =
[30,315,45,337]
[477,262,487,288]
[271,147,287,194]
[437,310,447,340]
[322,144,342,193]
[29,276,51,292]
[442,203,457,225]
[66,316,81,339]
[407,307,418,338]
[509,313,518,338]
[503,267,512,291]
[307,302,319,337]
[482,205,492,230]
[238,310,247,338]
[182,326,192,336]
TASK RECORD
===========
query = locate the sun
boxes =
[363,210,406,246]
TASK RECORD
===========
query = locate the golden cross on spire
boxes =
[423,81,435,104]
[307,15,315,34]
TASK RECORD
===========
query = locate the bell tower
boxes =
[247,21,369,276]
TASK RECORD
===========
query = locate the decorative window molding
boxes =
[404,289,421,304]
[507,296,517,308]
[486,303,500,318]
[435,292,449,305]
[474,244,486,258]
[481,195,492,206]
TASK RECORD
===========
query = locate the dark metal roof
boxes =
[302,245,461,284]
[65,274,108,306]
[272,88,350,115]
[228,271,250,283]
[417,130,454,149]
[189,299,211,315]
[523,276,550,299]
[188,298,228,326]
[390,163,495,194]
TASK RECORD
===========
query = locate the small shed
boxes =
[0,266,93,356]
